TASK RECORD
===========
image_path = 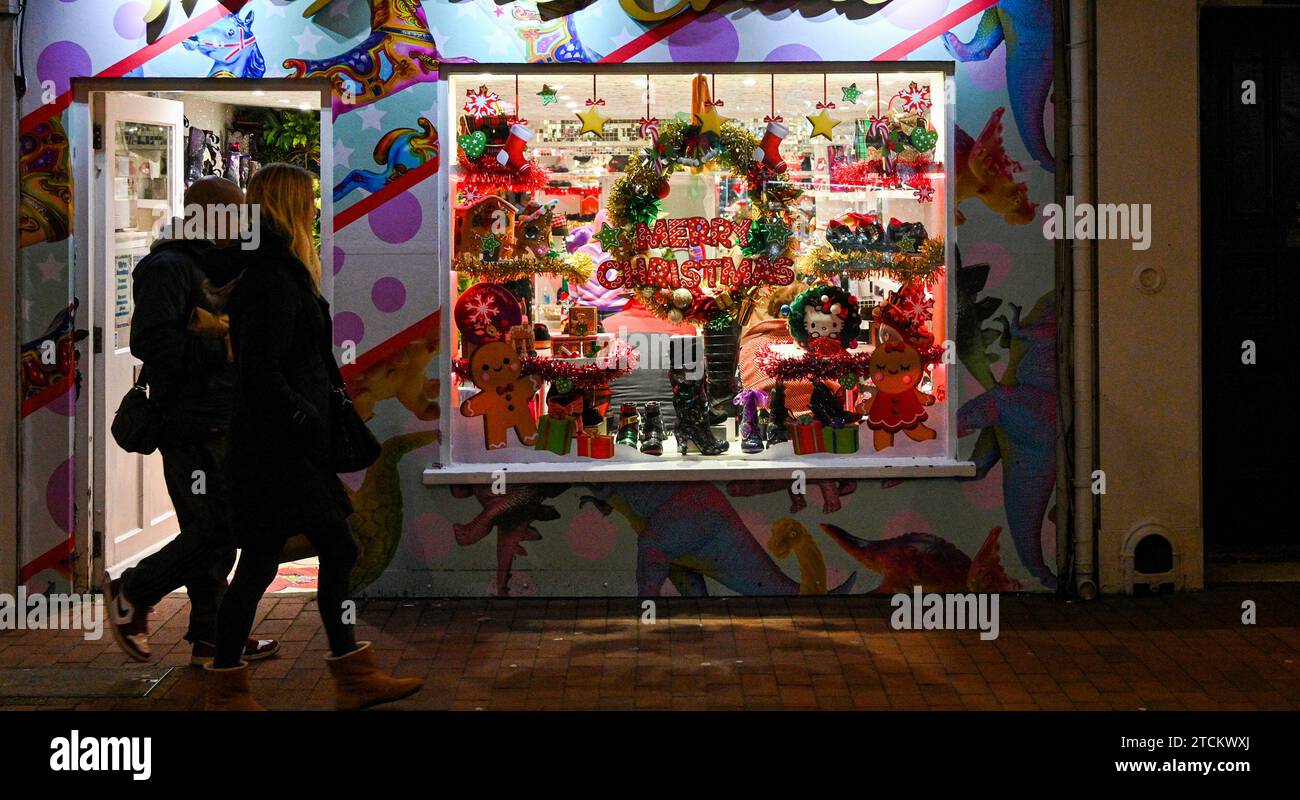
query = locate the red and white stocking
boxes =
[751,120,788,173]
[496,123,534,172]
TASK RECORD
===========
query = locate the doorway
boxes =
[69,79,331,586]
[1200,8,1300,571]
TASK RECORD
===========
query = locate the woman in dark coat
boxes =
[206,164,422,711]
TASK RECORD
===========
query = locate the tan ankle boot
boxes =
[204,662,266,711]
[326,642,423,711]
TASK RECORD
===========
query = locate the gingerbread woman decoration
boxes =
[460,341,540,450]
[865,284,939,451]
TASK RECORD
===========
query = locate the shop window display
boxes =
[436,64,959,477]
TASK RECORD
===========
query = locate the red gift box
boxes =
[576,432,614,459]
[790,419,826,455]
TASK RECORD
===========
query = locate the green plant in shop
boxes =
[259,108,320,169]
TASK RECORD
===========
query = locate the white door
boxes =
[93,93,185,577]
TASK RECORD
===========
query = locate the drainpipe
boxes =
[0,1,23,599]
[1068,0,1098,599]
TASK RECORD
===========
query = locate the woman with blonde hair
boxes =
[206,164,422,710]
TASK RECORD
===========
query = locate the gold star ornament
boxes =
[576,104,609,136]
[695,103,733,136]
[806,108,842,141]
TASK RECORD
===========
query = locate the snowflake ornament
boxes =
[464,293,499,325]
[896,82,932,116]
[464,85,502,119]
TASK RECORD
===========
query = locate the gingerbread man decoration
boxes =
[865,285,938,451]
[460,341,540,450]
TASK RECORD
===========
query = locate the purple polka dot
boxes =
[37,41,93,98]
[880,0,950,30]
[332,245,345,275]
[963,44,1006,92]
[367,191,422,244]
[765,44,822,62]
[114,3,148,40]
[371,276,406,313]
[49,387,77,417]
[333,311,364,347]
[46,457,75,534]
[668,13,739,62]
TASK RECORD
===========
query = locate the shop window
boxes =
[429,64,967,481]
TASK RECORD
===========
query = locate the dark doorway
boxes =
[1200,7,1300,562]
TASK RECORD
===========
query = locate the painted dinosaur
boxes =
[820,524,1022,594]
[768,518,830,595]
[954,108,1036,225]
[725,479,858,514]
[333,117,439,202]
[18,117,73,248]
[347,429,440,592]
[287,0,475,118]
[581,483,856,597]
[944,0,1055,172]
[955,248,1058,588]
[343,311,440,423]
[449,483,569,595]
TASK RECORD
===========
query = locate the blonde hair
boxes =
[245,163,321,290]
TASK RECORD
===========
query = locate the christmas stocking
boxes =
[496,123,534,172]
[751,120,788,173]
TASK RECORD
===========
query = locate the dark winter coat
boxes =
[224,228,352,543]
[129,235,239,443]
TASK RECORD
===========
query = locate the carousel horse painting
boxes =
[287,0,474,118]
[183,9,265,78]
[333,117,439,202]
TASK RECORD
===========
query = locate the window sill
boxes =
[423,458,976,484]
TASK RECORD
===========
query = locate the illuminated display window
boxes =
[427,62,971,482]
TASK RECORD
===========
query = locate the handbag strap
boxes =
[133,363,150,391]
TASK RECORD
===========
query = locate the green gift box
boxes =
[821,423,860,454]
[535,415,575,456]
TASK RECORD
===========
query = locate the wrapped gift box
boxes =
[790,419,826,455]
[576,432,614,459]
[534,415,575,455]
[821,423,860,454]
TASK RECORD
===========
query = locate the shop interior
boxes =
[442,66,953,471]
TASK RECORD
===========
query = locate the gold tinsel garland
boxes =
[604,119,800,324]
[796,236,946,284]
[454,252,595,285]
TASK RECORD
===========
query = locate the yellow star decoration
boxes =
[806,108,842,141]
[576,105,609,136]
[695,104,733,136]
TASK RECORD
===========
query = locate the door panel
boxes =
[94,95,185,576]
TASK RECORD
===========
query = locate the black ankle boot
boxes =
[639,402,666,456]
[615,403,640,447]
[809,382,846,427]
[766,383,791,446]
[671,377,729,456]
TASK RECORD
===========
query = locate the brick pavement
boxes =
[1,585,1297,711]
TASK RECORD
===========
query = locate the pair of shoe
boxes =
[205,642,423,711]
[614,402,669,456]
[106,576,280,666]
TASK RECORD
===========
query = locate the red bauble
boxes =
[653,180,670,199]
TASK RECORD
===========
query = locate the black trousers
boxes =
[120,437,236,644]
[213,517,359,668]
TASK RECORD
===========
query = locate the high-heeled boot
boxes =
[671,376,729,456]
[809,381,846,427]
[615,403,640,447]
[766,383,791,446]
[734,389,768,454]
[639,402,666,456]
[703,323,741,425]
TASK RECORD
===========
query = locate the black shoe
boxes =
[766,384,791,446]
[105,575,152,662]
[671,378,729,456]
[191,638,281,668]
[639,402,666,456]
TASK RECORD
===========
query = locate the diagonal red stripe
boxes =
[332,156,442,232]
[19,0,251,132]
[599,5,712,63]
[873,0,1000,60]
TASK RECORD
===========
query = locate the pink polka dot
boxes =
[882,509,933,540]
[668,13,738,62]
[566,509,618,561]
[367,191,422,244]
[46,457,75,534]
[962,43,1007,92]
[371,276,406,313]
[961,240,1012,290]
[115,3,148,40]
[960,462,1004,510]
[333,311,364,347]
[48,387,77,417]
[37,41,92,97]
[333,246,345,276]
[404,510,456,562]
[765,44,821,62]
[881,0,951,30]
